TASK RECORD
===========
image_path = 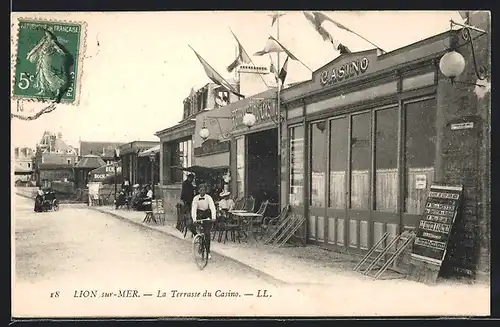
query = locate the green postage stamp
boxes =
[12,18,87,104]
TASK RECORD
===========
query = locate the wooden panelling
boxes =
[375,168,398,212]
[387,223,399,253]
[350,170,369,209]
[374,222,385,251]
[337,218,345,246]
[317,216,325,241]
[329,171,346,209]
[349,219,358,247]
[328,217,336,244]
[308,214,316,240]
[307,81,397,115]
[360,220,369,249]
[402,72,436,91]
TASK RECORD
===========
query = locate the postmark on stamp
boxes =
[12,18,87,105]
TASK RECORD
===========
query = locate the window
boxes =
[310,121,327,207]
[404,98,437,214]
[350,112,371,210]
[236,137,245,197]
[169,138,192,183]
[67,159,71,164]
[27,163,31,168]
[329,117,348,209]
[289,125,304,206]
[375,107,398,212]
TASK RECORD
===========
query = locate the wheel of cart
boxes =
[52,199,59,211]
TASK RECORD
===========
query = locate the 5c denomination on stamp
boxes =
[12,18,87,105]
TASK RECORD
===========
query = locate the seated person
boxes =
[218,191,235,213]
[146,185,153,199]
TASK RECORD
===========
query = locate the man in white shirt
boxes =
[190,184,216,259]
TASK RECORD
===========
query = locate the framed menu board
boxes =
[410,184,464,266]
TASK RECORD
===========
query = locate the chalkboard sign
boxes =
[410,184,463,266]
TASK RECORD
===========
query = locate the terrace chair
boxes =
[243,196,255,212]
[233,197,245,210]
[259,204,290,240]
[247,200,269,241]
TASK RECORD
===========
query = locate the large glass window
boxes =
[375,107,398,212]
[289,125,304,206]
[404,98,437,214]
[236,137,245,197]
[329,117,348,209]
[350,112,371,209]
[310,121,327,207]
[169,138,192,183]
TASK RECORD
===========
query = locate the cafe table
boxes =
[230,212,264,241]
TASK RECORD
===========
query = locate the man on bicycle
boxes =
[190,184,216,259]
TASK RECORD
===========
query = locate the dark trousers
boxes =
[189,209,213,253]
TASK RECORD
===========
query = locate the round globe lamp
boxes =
[242,113,256,128]
[199,127,210,140]
[439,50,466,83]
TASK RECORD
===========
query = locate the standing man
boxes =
[180,173,195,213]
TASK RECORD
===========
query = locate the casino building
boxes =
[278,12,490,279]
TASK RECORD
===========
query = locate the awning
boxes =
[173,165,227,177]
[138,145,160,157]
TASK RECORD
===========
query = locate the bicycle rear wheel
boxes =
[192,235,208,269]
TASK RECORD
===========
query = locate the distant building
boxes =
[33,131,79,187]
[79,141,125,173]
[14,147,35,185]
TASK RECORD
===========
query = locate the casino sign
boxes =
[319,57,370,87]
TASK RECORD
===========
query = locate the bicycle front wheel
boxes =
[192,235,208,269]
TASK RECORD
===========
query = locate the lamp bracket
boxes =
[449,19,488,81]
[202,116,232,140]
[451,80,486,88]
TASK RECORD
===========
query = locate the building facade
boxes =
[118,141,159,186]
[14,147,35,184]
[79,141,125,170]
[279,13,490,278]
[33,132,79,187]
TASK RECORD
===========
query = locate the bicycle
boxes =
[192,218,213,270]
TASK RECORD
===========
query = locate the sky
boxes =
[10,11,463,149]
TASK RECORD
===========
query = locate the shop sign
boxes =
[451,122,474,130]
[319,57,370,87]
[93,173,108,180]
[232,98,277,129]
[194,139,230,157]
[410,184,463,267]
[415,174,427,189]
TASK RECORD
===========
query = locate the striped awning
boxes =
[138,144,160,157]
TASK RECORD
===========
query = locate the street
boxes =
[13,195,490,317]
[13,195,312,317]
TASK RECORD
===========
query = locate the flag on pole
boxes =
[189,45,245,98]
[227,31,252,73]
[268,54,279,84]
[254,36,287,56]
[305,11,386,53]
[278,56,289,85]
[268,13,285,26]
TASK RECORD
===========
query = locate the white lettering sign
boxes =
[415,174,427,189]
[320,57,370,87]
[451,122,474,130]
